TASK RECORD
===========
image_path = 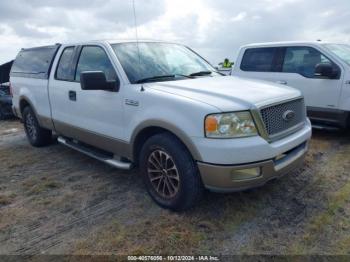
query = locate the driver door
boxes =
[50,45,125,153]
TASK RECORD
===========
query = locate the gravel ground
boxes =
[0,119,349,255]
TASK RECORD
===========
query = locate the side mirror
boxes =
[314,63,337,79]
[80,71,120,91]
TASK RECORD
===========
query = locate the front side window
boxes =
[324,44,350,66]
[56,47,75,81]
[282,46,335,78]
[111,42,218,84]
[75,46,117,82]
[240,48,278,72]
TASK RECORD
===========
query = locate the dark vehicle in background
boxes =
[0,84,13,120]
[0,61,14,120]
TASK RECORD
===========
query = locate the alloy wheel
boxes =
[25,113,37,140]
[147,149,180,199]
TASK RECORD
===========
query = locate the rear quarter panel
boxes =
[11,76,50,120]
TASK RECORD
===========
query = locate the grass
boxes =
[74,215,206,255]
[335,237,350,255]
[22,177,63,195]
[73,192,262,255]
[290,181,350,254]
[222,199,259,231]
[0,193,16,206]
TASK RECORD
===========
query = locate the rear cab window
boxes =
[240,47,280,72]
[11,45,60,79]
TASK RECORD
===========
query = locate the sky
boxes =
[0,0,350,65]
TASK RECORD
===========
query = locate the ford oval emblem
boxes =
[283,110,295,122]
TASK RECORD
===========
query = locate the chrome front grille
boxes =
[260,98,306,138]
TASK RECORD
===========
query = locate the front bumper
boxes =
[198,140,309,192]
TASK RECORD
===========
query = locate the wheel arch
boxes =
[18,96,43,125]
[130,121,202,165]
[19,97,31,115]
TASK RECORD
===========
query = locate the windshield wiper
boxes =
[136,75,176,84]
[135,74,191,84]
[189,71,213,77]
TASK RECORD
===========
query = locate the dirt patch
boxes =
[0,120,350,255]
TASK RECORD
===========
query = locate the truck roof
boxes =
[21,44,61,51]
[18,40,183,52]
[241,41,340,48]
[62,39,177,46]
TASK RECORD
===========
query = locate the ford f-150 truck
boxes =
[232,41,350,129]
[10,40,312,210]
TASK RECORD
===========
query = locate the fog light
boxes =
[231,167,261,181]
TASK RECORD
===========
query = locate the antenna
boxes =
[132,0,142,71]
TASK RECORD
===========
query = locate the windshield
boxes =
[324,44,350,65]
[111,42,218,83]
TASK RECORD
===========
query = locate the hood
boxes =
[147,76,301,112]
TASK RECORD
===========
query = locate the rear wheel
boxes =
[22,106,52,147]
[139,133,204,211]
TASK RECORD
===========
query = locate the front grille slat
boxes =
[260,98,305,138]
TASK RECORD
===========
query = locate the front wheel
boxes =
[139,133,204,211]
[22,106,52,147]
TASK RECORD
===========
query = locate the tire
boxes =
[22,106,52,147]
[139,133,204,211]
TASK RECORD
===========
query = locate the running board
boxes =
[312,124,340,131]
[57,136,132,170]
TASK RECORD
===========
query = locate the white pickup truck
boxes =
[10,40,311,210]
[232,41,350,129]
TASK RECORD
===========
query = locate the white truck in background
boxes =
[232,41,350,129]
[10,40,311,210]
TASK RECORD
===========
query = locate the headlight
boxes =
[205,111,258,138]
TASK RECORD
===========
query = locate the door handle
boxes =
[276,80,288,85]
[69,90,76,101]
